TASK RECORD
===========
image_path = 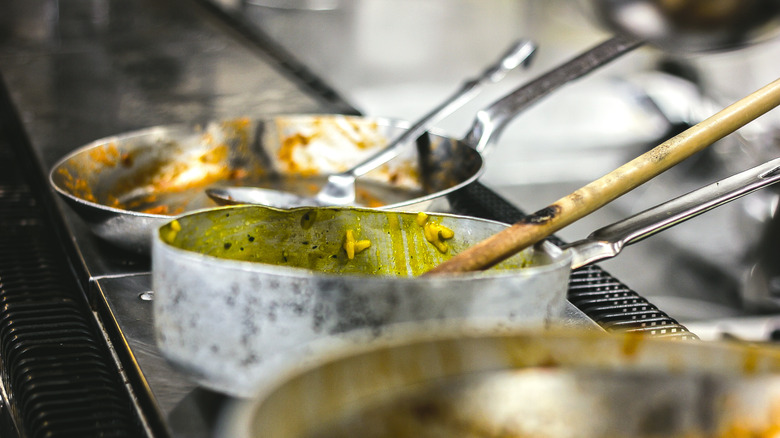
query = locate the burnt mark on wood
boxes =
[520,205,561,224]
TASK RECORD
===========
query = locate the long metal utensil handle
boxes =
[426,76,780,275]
[463,34,644,153]
[346,39,537,179]
[565,157,780,269]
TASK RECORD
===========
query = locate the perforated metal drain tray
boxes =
[0,83,149,437]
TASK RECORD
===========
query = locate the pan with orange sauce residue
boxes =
[48,115,481,253]
[49,36,641,254]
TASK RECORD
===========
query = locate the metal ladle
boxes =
[206,39,536,209]
[582,0,780,52]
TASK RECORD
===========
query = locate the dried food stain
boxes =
[521,205,561,225]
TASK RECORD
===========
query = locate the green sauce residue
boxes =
[385,213,408,275]
[159,206,536,277]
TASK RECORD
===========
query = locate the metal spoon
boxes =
[206,39,537,209]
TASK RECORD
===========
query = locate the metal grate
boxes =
[0,92,150,437]
[447,181,697,340]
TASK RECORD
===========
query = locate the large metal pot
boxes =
[49,36,640,254]
[212,328,780,438]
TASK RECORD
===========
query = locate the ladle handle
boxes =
[426,76,780,275]
[565,158,780,270]
[464,34,644,154]
[346,39,537,179]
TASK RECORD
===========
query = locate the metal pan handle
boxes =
[345,39,537,179]
[563,158,780,269]
[463,34,644,154]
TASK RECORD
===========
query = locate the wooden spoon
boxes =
[425,76,780,275]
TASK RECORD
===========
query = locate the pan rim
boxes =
[152,205,574,281]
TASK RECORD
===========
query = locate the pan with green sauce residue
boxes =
[152,205,573,397]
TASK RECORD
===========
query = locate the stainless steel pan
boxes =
[49,36,641,253]
[151,157,780,397]
[213,328,780,438]
[152,208,573,397]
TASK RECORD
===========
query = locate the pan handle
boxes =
[463,34,644,154]
[563,158,780,270]
[345,39,537,180]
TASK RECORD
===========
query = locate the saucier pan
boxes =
[49,36,641,253]
[151,157,780,397]
[213,328,780,438]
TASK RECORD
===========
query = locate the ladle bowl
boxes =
[582,0,780,52]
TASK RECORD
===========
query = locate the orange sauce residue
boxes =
[718,423,780,438]
[717,397,780,437]
[88,142,121,167]
[199,144,229,164]
[278,132,313,174]
[341,119,380,150]
[72,178,97,203]
[741,345,761,375]
[200,132,215,146]
[103,147,232,215]
[120,152,133,167]
[229,167,250,180]
[356,187,385,208]
[620,331,645,359]
[59,119,259,216]
[277,117,389,176]
[57,168,98,203]
[108,196,123,209]
[142,205,170,215]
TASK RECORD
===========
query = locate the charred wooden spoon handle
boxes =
[425,76,780,275]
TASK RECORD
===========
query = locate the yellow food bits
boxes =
[161,219,181,244]
[416,212,429,226]
[343,229,371,260]
[436,224,454,239]
[416,212,455,253]
[355,240,371,252]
